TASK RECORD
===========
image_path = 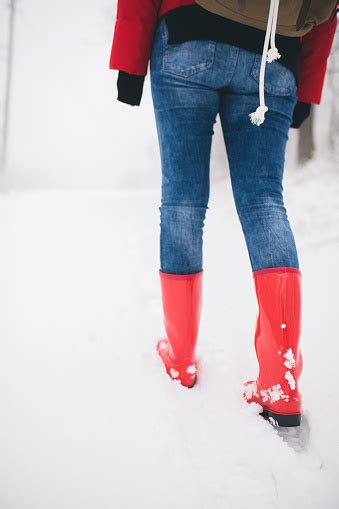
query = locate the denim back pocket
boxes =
[161,18,216,77]
[251,54,297,96]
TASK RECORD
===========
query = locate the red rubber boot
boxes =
[156,270,203,388]
[243,267,303,427]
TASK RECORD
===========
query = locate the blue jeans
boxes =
[150,17,299,274]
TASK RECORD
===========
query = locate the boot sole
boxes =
[261,410,301,427]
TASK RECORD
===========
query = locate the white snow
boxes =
[283,348,296,369]
[285,371,297,391]
[248,402,264,415]
[169,368,179,379]
[260,384,289,404]
[243,381,259,400]
[268,417,279,427]
[0,146,338,509]
[0,2,338,507]
[186,364,197,375]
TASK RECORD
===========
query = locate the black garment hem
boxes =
[162,5,301,86]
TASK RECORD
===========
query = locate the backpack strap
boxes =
[296,0,312,31]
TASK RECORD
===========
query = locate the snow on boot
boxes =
[156,270,203,388]
[243,267,303,427]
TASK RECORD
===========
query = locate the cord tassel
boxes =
[267,47,281,63]
[249,105,269,126]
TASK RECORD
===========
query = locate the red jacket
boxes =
[110,0,338,104]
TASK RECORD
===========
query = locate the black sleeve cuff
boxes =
[117,71,145,106]
[291,101,311,129]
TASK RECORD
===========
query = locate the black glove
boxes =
[117,71,145,106]
[291,101,311,128]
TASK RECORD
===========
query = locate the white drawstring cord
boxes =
[267,0,281,63]
[249,0,281,126]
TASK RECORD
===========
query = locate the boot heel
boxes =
[261,410,302,427]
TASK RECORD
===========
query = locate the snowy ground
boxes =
[0,153,338,509]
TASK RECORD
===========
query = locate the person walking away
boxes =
[109,0,338,427]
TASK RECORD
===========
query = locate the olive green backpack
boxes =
[195,0,337,36]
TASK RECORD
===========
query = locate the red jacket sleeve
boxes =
[297,6,338,104]
[109,0,162,76]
